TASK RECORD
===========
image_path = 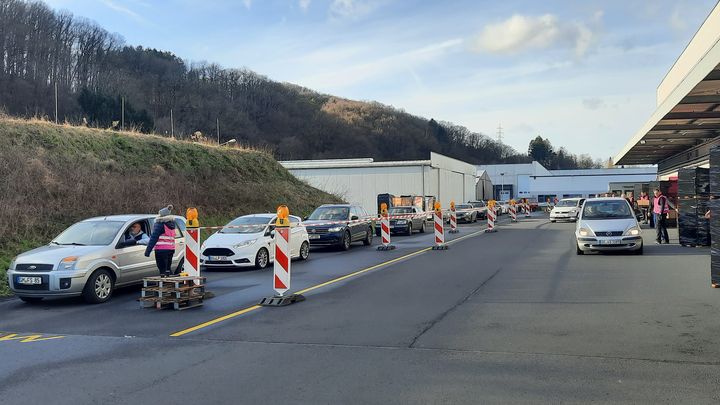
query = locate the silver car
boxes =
[575,198,643,255]
[7,215,186,304]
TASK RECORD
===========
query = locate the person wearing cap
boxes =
[145,205,177,277]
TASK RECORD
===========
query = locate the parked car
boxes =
[497,201,511,215]
[467,201,488,219]
[304,204,374,250]
[550,198,584,222]
[378,206,426,235]
[575,197,643,255]
[453,203,478,223]
[200,214,309,270]
[7,214,186,304]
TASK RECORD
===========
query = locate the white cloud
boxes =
[472,13,600,57]
[242,0,252,9]
[582,97,605,110]
[299,0,311,11]
[329,0,378,20]
[100,0,145,23]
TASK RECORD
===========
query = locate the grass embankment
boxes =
[0,117,342,296]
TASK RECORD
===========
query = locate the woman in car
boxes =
[144,205,177,277]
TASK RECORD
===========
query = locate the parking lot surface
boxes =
[1,216,718,404]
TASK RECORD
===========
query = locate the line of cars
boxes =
[548,197,644,255]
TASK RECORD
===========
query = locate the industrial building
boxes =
[477,162,657,201]
[281,152,480,215]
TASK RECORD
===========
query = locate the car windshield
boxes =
[389,207,414,214]
[220,216,270,234]
[308,207,349,221]
[52,221,124,246]
[582,200,633,219]
[557,200,577,207]
[456,204,471,210]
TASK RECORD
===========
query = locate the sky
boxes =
[43,0,719,160]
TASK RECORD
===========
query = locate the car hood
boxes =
[204,232,264,246]
[579,218,637,234]
[15,244,104,266]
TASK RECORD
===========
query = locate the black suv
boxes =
[304,204,374,250]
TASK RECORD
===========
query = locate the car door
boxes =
[348,206,360,241]
[289,216,302,257]
[413,207,422,229]
[115,219,153,284]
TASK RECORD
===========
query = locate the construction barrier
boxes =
[184,207,201,284]
[523,199,531,218]
[432,201,448,250]
[259,205,305,306]
[509,200,517,222]
[486,200,497,233]
[377,203,396,251]
[449,201,459,234]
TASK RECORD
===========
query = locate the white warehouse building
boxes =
[477,162,658,202]
[281,152,478,215]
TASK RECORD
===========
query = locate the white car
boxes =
[550,198,584,222]
[201,214,310,269]
[575,198,643,255]
[497,201,511,215]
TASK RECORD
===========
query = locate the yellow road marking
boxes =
[170,226,489,337]
[0,332,65,343]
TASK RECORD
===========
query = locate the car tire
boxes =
[19,296,43,304]
[82,268,114,304]
[299,241,310,260]
[255,247,270,269]
[419,221,426,233]
[340,231,352,251]
[363,228,373,245]
[406,224,413,236]
[576,244,584,255]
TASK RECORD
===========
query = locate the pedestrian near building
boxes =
[145,205,177,277]
[653,188,675,244]
[638,192,650,224]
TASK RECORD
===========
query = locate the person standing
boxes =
[639,192,650,224]
[145,205,177,277]
[653,188,672,244]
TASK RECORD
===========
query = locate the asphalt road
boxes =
[1,215,718,404]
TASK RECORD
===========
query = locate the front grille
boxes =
[15,264,53,272]
[203,248,234,257]
[597,231,624,237]
[307,227,330,234]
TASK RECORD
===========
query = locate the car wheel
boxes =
[363,228,373,245]
[419,221,426,233]
[82,269,114,304]
[19,296,43,304]
[340,231,352,251]
[255,247,270,269]
[576,244,584,255]
[299,241,310,260]
[406,224,413,236]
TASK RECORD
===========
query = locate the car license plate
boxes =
[210,256,228,261]
[17,276,42,285]
[309,234,320,240]
[600,239,621,245]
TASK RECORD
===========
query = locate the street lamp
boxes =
[219,139,236,147]
[500,172,505,200]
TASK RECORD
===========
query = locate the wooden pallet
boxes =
[140,276,207,310]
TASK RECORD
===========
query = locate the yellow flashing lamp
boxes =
[450,201,455,211]
[488,200,496,209]
[276,205,290,227]
[434,201,441,213]
[380,203,388,216]
[186,207,199,228]
[510,199,516,205]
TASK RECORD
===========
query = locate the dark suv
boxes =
[304,204,374,250]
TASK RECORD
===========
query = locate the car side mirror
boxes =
[351,215,359,221]
[303,216,308,221]
[269,230,276,238]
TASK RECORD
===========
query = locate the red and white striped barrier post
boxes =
[486,200,497,233]
[523,200,531,218]
[509,200,517,222]
[432,201,448,250]
[449,201,459,234]
[184,207,201,284]
[377,203,396,251]
[259,205,305,307]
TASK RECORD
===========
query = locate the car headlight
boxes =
[328,226,344,232]
[625,227,641,236]
[8,256,17,270]
[59,256,79,271]
[234,239,257,248]
[396,220,408,224]
[578,228,594,237]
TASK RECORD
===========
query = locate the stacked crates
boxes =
[678,168,711,247]
[711,148,720,286]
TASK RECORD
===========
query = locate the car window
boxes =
[350,207,360,218]
[52,221,124,246]
[308,207,350,221]
[173,220,184,238]
[289,216,300,223]
[582,200,634,220]
[174,218,186,232]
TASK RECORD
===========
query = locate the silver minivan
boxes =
[7,215,186,303]
[575,198,643,255]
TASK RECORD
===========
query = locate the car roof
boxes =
[390,206,417,209]
[319,204,353,208]
[83,214,175,222]
[586,197,627,201]
[561,198,582,201]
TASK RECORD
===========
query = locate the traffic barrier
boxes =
[509,200,517,222]
[486,200,497,233]
[184,207,201,284]
[432,201,448,250]
[449,201,459,234]
[523,199,531,218]
[377,203,396,251]
[259,205,305,307]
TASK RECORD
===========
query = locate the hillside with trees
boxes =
[0,0,595,167]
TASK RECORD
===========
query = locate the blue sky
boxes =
[44,0,718,159]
